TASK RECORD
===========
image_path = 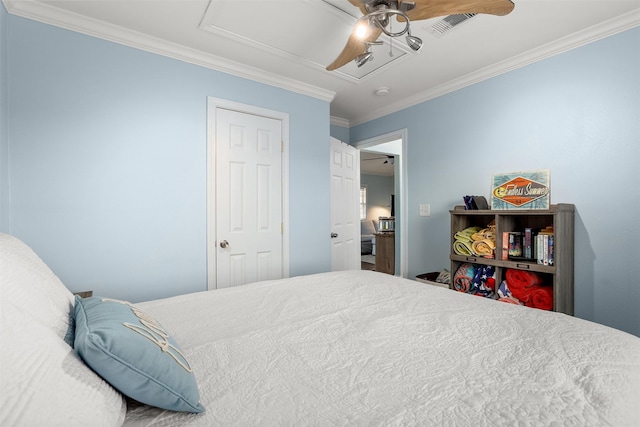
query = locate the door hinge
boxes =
[281,223,284,234]
[281,140,284,153]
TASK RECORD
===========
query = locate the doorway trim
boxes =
[206,97,290,290]
[354,129,408,277]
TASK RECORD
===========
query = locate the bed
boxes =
[2,232,640,426]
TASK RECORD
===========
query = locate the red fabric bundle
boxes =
[505,269,543,289]
[505,269,542,305]
[531,286,554,311]
[505,269,553,310]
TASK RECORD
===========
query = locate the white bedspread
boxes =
[124,270,640,426]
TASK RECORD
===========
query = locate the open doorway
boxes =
[356,130,406,277]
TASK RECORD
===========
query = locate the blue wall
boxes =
[330,123,349,143]
[351,27,640,336]
[3,15,331,302]
[361,174,393,222]
[3,8,639,335]
[0,4,8,232]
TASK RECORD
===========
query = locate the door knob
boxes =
[220,240,229,248]
[331,233,338,238]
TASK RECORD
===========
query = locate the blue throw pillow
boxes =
[74,296,205,413]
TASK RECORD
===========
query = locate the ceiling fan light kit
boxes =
[355,51,374,67]
[326,0,515,71]
[405,32,423,51]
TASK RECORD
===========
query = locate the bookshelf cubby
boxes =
[450,204,575,314]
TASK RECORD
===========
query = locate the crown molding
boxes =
[4,0,637,127]
[330,116,350,128]
[2,0,336,103]
[349,8,640,127]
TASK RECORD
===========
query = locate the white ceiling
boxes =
[4,0,639,126]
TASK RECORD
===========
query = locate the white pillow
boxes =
[0,300,126,426]
[0,233,75,340]
[0,233,126,426]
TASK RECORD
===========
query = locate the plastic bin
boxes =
[415,272,450,289]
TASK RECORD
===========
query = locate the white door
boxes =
[214,108,283,288]
[330,137,360,271]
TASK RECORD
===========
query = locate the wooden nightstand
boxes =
[73,290,93,298]
[375,232,395,275]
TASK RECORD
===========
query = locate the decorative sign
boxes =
[491,170,550,210]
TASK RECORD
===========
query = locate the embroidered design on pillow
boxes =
[74,296,205,413]
[103,299,193,373]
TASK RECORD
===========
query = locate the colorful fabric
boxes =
[453,263,475,293]
[470,265,496,298]
[453,264,495,298]
[497,280,523,305]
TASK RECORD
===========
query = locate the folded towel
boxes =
[453,263,475,293]
[504,269,553,310]
[454,232,472,243]
[471,228,495,242]
[505,269,541,305]
[454,226,496,258]
[471,239,495,257]
[455,226,480,240]
[453,240,473,256]
[463,226,481,235]
[505,269,544,288]
[531,286,554,311]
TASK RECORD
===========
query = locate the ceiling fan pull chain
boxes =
[388,21,394,57]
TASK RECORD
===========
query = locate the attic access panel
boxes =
[199,0,410,80]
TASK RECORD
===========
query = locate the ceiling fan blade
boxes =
[348,0,368,16]
[326,26,383,71]
[404,0,514,22]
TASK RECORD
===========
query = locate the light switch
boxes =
[419,203,430,217]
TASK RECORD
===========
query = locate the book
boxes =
[524,227,533,259]
[548,235,554,266]
[536,234,544,264]
[502,231,509,260]
[535,226,554,265]
[508,232,522,258]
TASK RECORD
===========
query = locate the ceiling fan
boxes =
[363,155,395,164]
[326,0,515,71]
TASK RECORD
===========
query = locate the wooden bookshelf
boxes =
[450,204,574,315]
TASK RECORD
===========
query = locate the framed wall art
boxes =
[491,169,550,210]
